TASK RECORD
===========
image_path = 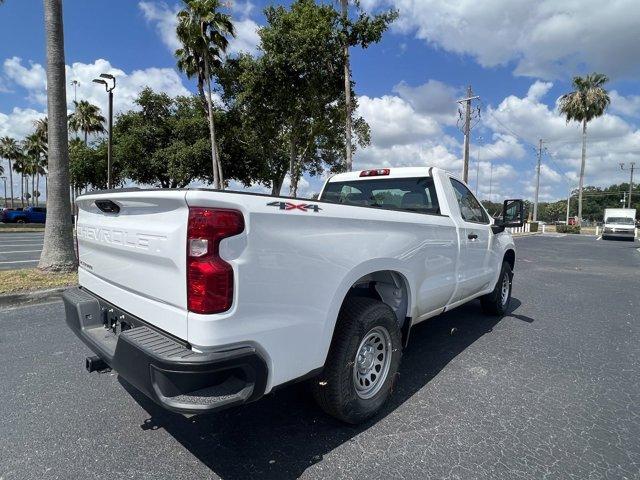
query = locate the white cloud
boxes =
[139,1,181,53]
[365,0,640,79]
[610,90,640,118]
[357,94,442,148]
[228,18,261,56]
[4,57,47,91]
[0,107,46,140]
[484,82,640,191]
[139,1,261,57]
[229,1,256,18]
[392,79,459,124]
[526,81,553,102]
[6,57,189,114]
[356,77,640,201]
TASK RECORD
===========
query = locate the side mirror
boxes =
[491,199,524,234]
[502,199,524,227]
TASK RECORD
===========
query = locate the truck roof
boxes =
[327,166,446,183]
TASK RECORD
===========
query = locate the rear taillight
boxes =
[187,207,244,314]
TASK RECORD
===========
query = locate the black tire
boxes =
[480,261,513,316]
[15,218,26,224]
[312,297,402,424]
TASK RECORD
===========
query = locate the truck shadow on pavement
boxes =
[124,297,532,480]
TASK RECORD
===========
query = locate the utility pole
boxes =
[488,162,493,202]
[533,139,543,221]
[620,162,635,208]
[457,86,480,183]
[566,188,571,224]
[475,151,480,196]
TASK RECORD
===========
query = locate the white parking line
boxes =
[0,236,44,239]
[0,249,42,254]
[0,259,39,265]
[0,243,44,247]
[596,236,602,240]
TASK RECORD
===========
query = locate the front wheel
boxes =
[480,261,513,316]
[15,218,26,224]
[312,297,402,424]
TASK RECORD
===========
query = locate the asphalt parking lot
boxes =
[0,231,44,270]
[1,234,639,479]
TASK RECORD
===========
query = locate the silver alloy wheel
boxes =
[500,273,510,306]
[353,326,392,399]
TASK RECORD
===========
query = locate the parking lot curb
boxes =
[0,286,70,309]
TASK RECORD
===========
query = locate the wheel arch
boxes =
[318,262,413,367]
[504,248,515,270]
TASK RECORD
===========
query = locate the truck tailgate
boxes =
[76,190,189,339]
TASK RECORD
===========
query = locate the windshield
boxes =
[321,177,440,214]
[605,217,635,225]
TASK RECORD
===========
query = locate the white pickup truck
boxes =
[64,167,523,423]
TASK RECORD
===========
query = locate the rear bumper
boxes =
[63,287,268,415]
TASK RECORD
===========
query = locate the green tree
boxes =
[40,0,76,271]
[113,88,211,188]
[68,100,106,144]
[337,1,396,171]
[558,73,610,225]
[256,0,370,196]
[176,0,235,190]
[0,136,21,207]
[69,138,111,191]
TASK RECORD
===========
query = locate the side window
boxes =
[450,178,488,223]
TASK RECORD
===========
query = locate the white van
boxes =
[602,208,637,241]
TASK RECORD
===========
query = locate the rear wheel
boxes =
[480,261,513,316]
[312,297,402,424]
[15,218,26,224]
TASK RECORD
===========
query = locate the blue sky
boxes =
[1,0,640,202]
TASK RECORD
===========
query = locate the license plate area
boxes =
[103,304,136,335]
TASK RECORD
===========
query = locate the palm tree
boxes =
[40,0,77,271]
[12,154,28,207]
[68,100,106,144]
[176,0,235,190]
[23,130,48,207]
[559,73,610,225]
[0,136,21,208]
[33,118,49,206]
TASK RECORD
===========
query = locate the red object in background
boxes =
[568,217,578,225]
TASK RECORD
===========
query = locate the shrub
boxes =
[556,224,581,234]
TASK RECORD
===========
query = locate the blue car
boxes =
[1,206,46,223]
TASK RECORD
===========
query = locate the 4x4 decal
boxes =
[267,201,322,212]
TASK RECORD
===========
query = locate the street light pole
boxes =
[71,79,79,103]
[93,73,116,189]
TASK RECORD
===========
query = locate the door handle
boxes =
[468,233,478,240]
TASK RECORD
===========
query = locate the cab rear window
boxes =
[320,177,440,215]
